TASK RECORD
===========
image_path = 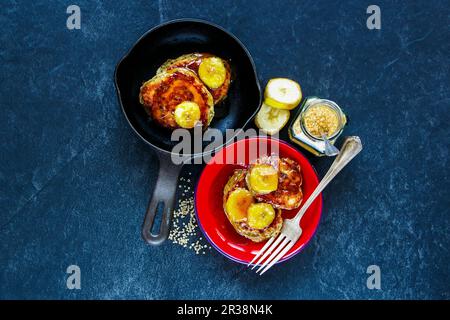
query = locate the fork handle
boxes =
[293,136,363,224]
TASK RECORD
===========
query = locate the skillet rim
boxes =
[114,18,262,156]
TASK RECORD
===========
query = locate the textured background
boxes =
[1,0,449,299]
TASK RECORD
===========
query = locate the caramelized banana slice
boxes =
[174,101,201,129]
[247,164,279,195]
[247,203,276,229]
[198,57,227,89]
[225,188,254,222]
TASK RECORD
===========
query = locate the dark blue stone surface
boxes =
[1,0,449,299]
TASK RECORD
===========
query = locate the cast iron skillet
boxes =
[115,19,261,245]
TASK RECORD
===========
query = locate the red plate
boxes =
[195,137,322,264]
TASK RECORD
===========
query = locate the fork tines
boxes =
[247,234,296,275]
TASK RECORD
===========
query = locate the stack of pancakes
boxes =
[223,157,303,242]
[139,53,231,129]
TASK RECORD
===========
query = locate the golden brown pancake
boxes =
[251,157,303,210]
[139,68,214,129]
[223,169,283,242]
[157,53,231,104]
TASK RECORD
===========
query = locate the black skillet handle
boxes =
[142,151,183,245]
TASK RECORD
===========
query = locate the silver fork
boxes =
[248,136,363,275]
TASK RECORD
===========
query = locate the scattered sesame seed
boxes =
[168,190,211,255]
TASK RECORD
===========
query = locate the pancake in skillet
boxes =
[247,157,303,210]
[139,68,214,129]
[223,169,283,243]
[157,53,231,104]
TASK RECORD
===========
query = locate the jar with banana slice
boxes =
[255,78,302,135]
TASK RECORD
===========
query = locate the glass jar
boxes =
[289,97,347,156]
